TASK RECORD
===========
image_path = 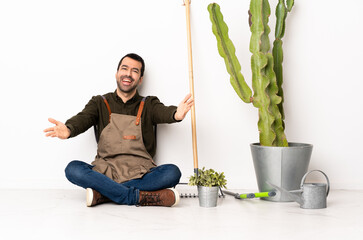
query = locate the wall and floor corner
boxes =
[1,0,363,190]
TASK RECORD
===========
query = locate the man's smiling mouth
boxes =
[121,76,134,85]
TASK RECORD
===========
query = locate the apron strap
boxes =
[102,96,112,123]
[135,97,147,126]
[102,95,146,125]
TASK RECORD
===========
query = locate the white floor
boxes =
[1,187,362,240]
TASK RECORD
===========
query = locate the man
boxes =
[44,53,194,207]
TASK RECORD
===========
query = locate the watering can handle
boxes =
[301,170,330,196]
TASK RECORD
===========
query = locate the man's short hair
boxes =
[117,53,145,77]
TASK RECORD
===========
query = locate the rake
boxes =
[183,0,199,176]
[178,1,225,199]
[178,183,225,198]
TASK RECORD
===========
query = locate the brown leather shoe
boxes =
[86,188,111,207]
[139,188,179,207]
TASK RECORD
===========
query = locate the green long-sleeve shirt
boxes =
[65,91,178,158]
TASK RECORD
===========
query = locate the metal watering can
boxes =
[268,170,330,209]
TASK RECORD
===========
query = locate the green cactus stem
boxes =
[273,0,294,129]
[286,0,294,11]
[208,1,289,147]
[250,0,287,146]
[207,3,252,104]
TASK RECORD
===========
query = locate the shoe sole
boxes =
[168,188,180,207]
[86,188,93,207]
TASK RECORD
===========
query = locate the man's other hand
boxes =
[174,93,194,121]
[43,118,71,139]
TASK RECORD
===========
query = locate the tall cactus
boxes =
[208,0,293,147]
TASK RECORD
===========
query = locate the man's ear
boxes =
[139,76,144,84]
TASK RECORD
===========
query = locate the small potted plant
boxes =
[189,167,227,207]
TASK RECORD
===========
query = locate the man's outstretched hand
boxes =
[43,118,71,139]
[174,93,194,121]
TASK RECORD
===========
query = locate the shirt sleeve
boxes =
[65,96,100,138]
[148,96,179,124]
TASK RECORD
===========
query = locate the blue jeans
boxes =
[65,160,181,205]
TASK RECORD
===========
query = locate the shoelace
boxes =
[139,193,162,206]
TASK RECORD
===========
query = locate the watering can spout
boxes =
[267,182,304,206]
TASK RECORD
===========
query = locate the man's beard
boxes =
[117,75,140,93]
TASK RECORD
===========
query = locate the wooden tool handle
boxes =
[184,0,198,174]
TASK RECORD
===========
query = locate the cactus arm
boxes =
[251,53,275,145]
[273,0,295,130]
[249,0,264,54]
[266,54,288,146]
[261,0,271,53]
[273,39,285,124]
[250,0,270,109]
[286,0,294,11]
[208,3,252,103]
[275,0,286,39]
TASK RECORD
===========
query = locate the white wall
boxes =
[1,0,362,189]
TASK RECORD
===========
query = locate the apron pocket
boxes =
[123,135,136,140]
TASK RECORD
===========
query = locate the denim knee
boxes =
[164,164,182,186]
[64,160,88,184]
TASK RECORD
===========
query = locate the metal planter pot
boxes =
[198,186,219,207]
[250,142,313,202]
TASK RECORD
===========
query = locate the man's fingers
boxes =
[45,131,55,137]
[182,93,192,103]
[44,118,59,136]
[187,98,194,106]
[43,127,54,133]
[48,118,59,125]
[186,98,194,109]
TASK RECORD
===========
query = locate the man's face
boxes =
[115,57,143,94]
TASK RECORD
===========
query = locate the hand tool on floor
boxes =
[223,190,276,199]
[179,183,225,198]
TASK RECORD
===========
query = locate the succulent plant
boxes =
[188,167,227,188]
[208,0,295,147]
